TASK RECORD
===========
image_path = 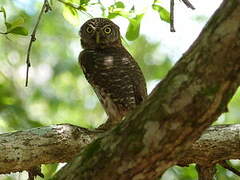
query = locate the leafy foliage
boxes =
[152,4,170,23]
[0,7,28,35]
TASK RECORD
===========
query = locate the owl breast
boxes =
[79,47,147,126]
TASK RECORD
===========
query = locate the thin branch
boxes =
[181,0,195,9]
[219,160,240,176]
[170,0,175,32]
[27,166,44,180]
[25,0,51,87]
[170,0,194,32]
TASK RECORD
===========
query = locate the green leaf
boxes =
[5,17,25,32]
[7,26,28,36]
[111,9,130,18]
[108,13,118,19]
[125,14,144,41]
[5,22,11,30]
[63,5,79,26]
[115,1,125,8]
[0,7,6,23]
[10,17,25,27]
[42,163,58,177]
[80,0,90,5]
[108,1,125,19]
[152,4,170,23]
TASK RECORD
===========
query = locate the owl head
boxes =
[80,18,122,49]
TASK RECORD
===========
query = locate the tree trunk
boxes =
[54,0,240,179]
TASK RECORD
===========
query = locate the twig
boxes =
[170,0,195,32]
[27,166,44,180]
[181,0,195,9]
[25,0,51,87]
[219,160,240,176]
[170,0,175,32]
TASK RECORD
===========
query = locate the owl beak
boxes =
[96,32,100,44]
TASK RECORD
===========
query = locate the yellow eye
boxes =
[86,26,93,33]
[104,27,112,34]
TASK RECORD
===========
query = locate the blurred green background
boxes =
[0,0,239,179]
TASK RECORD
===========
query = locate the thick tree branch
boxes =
[53,0,240,179]
[0,124,101,174]
[1,124,240,175]
[179,124,240,166]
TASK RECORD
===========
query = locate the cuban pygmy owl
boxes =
[79,18,147,129]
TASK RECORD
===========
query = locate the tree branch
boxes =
[0,124,101,174]
[196,164,216,180]
[1,124,240,176]
[170,0,176,32]
[181,0,195,9]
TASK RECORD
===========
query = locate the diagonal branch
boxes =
[181,0,195,9]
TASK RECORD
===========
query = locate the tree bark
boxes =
[52,0,240,179]
[196,165,216,180]
[0,124,99,174]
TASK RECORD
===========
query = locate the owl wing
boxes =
[79,50,105,103]
[78,49,95,82]
[79,49,122,121]
[121,47,147,105]
[131,59,147,104]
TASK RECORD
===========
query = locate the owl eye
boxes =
[104,27,112,34]
[86,26,93,33]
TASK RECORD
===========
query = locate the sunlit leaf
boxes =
[126,14,144,41]
[80,0,90,5]
[6,17,25,32]
[115,1,125,8]
[42,163,58,177]
[10,17,25,27]
[0,7,6,23]
[63,5,80,25]
[152,4,170,23]
[110,9,130,18]
[5,22,11,29]
[108,13,117,19]
[108,1,126,19]
[7,26,28,36]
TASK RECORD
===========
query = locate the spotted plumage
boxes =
[79,18,147,129]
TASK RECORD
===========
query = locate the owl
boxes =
[79,18,147,129]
